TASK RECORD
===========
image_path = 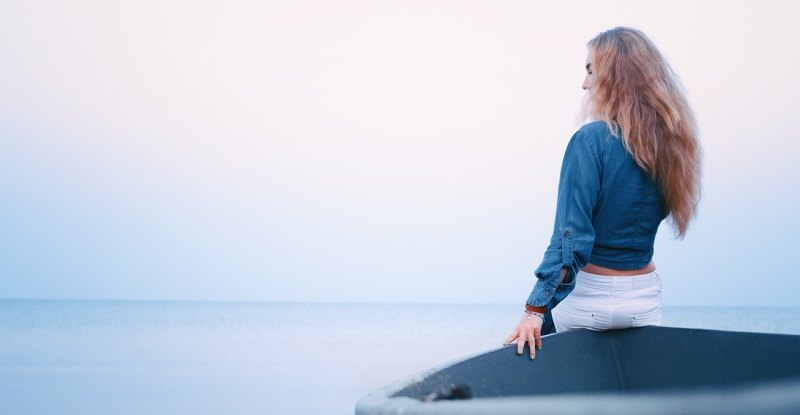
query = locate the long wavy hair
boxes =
[585,27,701,238]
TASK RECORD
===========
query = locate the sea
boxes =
[1,300,799,415]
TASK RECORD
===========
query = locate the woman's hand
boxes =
[503,313,544,360]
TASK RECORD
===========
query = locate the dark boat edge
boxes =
[355,327,800,415]
[357,378,800,415]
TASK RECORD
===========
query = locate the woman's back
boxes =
[579,121,667,269]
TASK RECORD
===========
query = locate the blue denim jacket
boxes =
[526,121,667,311]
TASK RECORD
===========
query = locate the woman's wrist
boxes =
[525,310,544,322]
[524,304,546,322]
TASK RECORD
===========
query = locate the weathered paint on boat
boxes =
[355,326,800,414]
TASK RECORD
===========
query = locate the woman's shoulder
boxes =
[575,121,623,150]
[577,121,617,138]
[569,121,628,162]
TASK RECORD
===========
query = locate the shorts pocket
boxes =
[631,307,661,328]
[553,304,598,332]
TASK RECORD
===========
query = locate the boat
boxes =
[355,326,800,414]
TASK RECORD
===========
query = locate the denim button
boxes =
[546,290,552,296]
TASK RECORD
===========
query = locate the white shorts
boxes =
[551,270,662,332]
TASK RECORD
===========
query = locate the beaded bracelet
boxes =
[525,310,544,322]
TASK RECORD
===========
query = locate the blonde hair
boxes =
[585,27,701,238]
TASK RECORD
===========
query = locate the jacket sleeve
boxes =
[526,130,601,311]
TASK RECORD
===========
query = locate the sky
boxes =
[1,0,799,307]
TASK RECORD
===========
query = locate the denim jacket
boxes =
[526,121,667,311]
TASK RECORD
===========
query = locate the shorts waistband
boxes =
[576,270,660,291]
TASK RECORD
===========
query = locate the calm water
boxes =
[1,300,799,415]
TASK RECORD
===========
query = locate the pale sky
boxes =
[1,0,799,306]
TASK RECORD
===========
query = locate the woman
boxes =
[504,27,701,359]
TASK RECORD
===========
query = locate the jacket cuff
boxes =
[526,267,578,310]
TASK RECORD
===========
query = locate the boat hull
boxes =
[356,326,800,414]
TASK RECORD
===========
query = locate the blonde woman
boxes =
[504,27,702,359]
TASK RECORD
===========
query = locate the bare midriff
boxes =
[582,261,655,276]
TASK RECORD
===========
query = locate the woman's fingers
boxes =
[506,316,544,360]
[528,337,537,359]
[503,332,518,346]
[516,336,526,355]
[535,328,543,351]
